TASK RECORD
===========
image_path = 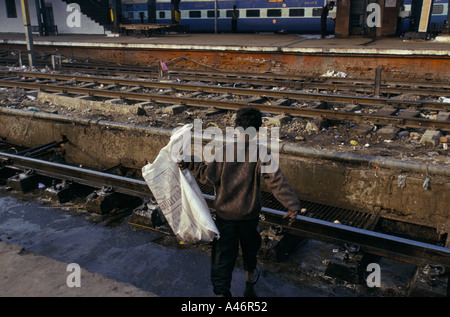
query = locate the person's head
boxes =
[328,1,335,9]
[235,107,262,130]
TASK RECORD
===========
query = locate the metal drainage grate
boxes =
[261,191,379,230]
[197,182,379,230]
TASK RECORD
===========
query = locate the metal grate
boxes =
[198,181,379,230]
[261,191,379,230]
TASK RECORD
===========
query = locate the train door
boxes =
[409,0,424,31]
[349,0,379,35]
[44,3,56,35]
[171,0,181,24]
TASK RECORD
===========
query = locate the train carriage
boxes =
[121,0,448,35]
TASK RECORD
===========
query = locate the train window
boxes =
[246,10,260,17]
[6,0,17,18]
[226,10,240,18]
[189,11,202,18]
[267,9,282,17]
[207,10,220,18]
[312,8,323,17]
[159,11,166,19]
[289,9,305,17]
[432,5,444,15]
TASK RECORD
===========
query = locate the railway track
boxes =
[0,143,449,271]
[2,57,450,97]
[0,70,449,131]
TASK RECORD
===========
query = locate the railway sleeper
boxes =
[6,169,39,193]
[44,179,75,204]
[84,185,141,215]
[324,243,379,285]
[408,264,450,297]
[324,243,450,296]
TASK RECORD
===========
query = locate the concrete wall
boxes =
[0,108,448,234]
[0,0,105,34]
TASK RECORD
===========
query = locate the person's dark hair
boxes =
[235,107,262,130]
[329,1,335,6]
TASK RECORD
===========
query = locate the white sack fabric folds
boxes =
[142,124,219,243]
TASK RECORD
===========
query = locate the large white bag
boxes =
[141,124,219,243]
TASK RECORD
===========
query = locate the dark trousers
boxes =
[232,20,237,33]
[211,216,261,296]
[321,18,327,38]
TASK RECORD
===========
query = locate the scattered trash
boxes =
[321,70,347,78]
[350,140,358,146]
[397,175,406,188]
[373,164,381,178]
[422,174,431,190]
[207,122,219,128]
[27,106,40,111]
[438,96,450,103]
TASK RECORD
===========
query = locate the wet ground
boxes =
[0,187,417,297]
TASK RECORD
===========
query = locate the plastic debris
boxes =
[397,175,406,188]
[350,140,358,146]
[321,70,347,78]
[422,175,431,190]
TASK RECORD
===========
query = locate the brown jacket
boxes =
[187,141,301,221]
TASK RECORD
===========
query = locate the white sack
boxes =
[142,124,219,243]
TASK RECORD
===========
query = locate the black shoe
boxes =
[246,267,260,285]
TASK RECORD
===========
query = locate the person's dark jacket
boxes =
[186,140,301,221]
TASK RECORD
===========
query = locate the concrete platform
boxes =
[1,32,450,55]
[1,32,449,81]
[0,240,157,297]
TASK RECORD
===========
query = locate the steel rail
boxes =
[0,77,448,131]
[3,57,450,90]
[1,151,449,267]
[56,64,450,96]
[2,71,450,111]
[3,60,450,97]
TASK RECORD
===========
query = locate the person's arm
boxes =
[179,156,221,187]
[260,154,302,226]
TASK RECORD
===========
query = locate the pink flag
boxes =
[160,61,169,72]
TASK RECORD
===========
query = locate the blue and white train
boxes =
[121,0,448,34]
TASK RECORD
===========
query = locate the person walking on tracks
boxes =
[179,107,302,297]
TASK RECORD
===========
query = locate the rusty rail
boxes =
[0,72,449,131]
